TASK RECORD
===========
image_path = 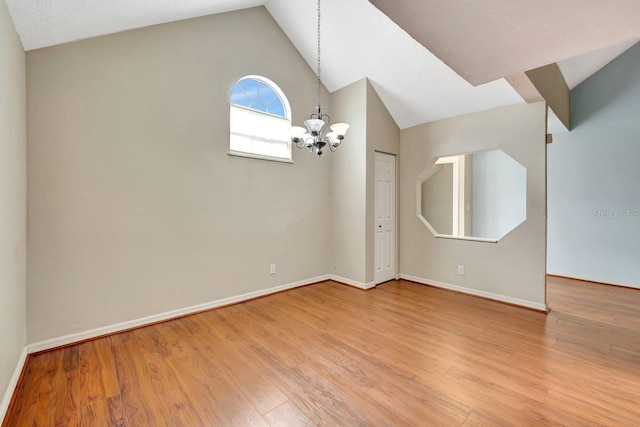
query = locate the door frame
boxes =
[374,150,398,285]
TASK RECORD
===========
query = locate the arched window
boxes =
[229,76,292,162]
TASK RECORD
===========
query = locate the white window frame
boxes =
[228,75,293,163]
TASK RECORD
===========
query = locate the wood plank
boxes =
[163,355,268,426]
[78,338,119,409]
[365,381,470,426]
[79,395,125,427]
[31,349,79,426]
[188,334,289,415]
[143,358,208,426]
[112,340,171,426]
[262,401,310,427]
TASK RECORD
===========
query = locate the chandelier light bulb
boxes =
[330,123,350,139]
[290,126,306,141]
[304,119,326,135]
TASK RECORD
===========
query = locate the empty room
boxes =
[1,0,640,425]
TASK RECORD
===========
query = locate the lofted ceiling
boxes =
[4,0,639,129]
[266,0,521,129]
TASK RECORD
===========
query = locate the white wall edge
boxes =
[0,347,28,422]
[547,270,640,290]
[399,274,547,311]
[329,275,376,290]
[27,274,332,354]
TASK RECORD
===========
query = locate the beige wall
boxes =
[508,63,570,131]
[0,0,27,413]
[364,81,400,283]
[421,163,454,235]
[526,64,570,130]
[329,79,368,283]
[399,102,547,308]
[329,79,400,285]
[26,7,333,343]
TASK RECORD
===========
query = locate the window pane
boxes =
[248,102,268,113]
[229,86,249,107]
[238,79,259,100]
[230,78,286,119]
[267,99,285,118]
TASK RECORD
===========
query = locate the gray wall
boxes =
[400,102,547,308]
[0,0,26,413]
[26,7,333,343]
[548,42,640,288]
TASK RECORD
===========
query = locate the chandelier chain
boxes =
[290,0,348,156]
[316,0,321,111]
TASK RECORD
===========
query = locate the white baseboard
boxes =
[329,275,376,290]
[1,347,28,422]
[27,275,332,354]
[24,271,550,356]
[547,270,640,290]
[399,274,547,312]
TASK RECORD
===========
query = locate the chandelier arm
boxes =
[323,113,331,130]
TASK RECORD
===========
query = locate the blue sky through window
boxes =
[230,78,286,118]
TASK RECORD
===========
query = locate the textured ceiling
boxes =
[369,0,640,86]
[4,0,264,51]
[4,0,637,129]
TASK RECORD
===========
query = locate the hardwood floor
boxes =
[5,277,640,426]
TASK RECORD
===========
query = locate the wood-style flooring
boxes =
[4,276,640,426]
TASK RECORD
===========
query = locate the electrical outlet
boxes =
[270,264,276,274]
[457,265,465,275]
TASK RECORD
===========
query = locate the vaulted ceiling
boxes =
[4,0,640,129]
[369,0,640,86]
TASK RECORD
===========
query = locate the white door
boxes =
[374,152,396,284]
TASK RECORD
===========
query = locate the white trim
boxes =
[227,150,294,164]
[547,270,640,290]
[329,275,376,290]
[434,234,498,243]
[374,151,398,285]
[457,155,466,236]
[399,274,547,311]
[26,275,331,354]
[435,155,460,234]
[1,347,28,422]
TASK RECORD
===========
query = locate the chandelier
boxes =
[290,0,349,156]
